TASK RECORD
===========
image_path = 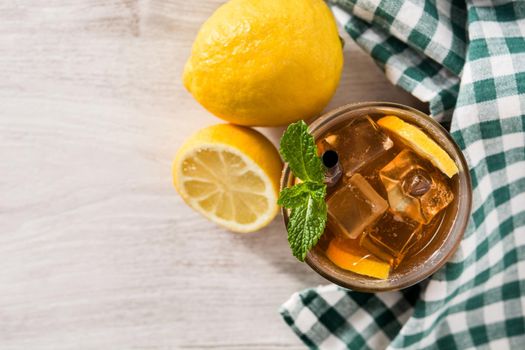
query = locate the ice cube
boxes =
[380,149,454,224]
[317,116,394,176]
[360,212,422,267]
[327,173,388,239]
[336,116,394,177]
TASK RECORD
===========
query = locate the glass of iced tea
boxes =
[281,102,472,292]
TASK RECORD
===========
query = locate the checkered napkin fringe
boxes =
[280,1,525,349]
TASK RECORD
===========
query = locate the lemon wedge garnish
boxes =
[326,238,390,279]
[173,124,282,233]
[378,116,459,178]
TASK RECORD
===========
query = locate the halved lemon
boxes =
[377,116,459,178]
[173,124,282,233]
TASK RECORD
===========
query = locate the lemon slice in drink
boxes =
[326,238,390,279]
[378,116,459,178]
[173,124,282,233]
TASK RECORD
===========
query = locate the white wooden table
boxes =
[0,1,425,349]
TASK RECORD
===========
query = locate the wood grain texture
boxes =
[0,1,425,349]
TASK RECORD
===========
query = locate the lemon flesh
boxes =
[183,0,343,126]
[173,124,282,233]
[378,116,459,178]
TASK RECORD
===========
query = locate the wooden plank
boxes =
[0,1,424,348]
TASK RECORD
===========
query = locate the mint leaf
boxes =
[278,121,329,261]
[279,121,324,183]
[278,182,325,209]
[286,186,327,261]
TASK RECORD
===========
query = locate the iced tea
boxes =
[318,113,458,277]
[282,103,472,291]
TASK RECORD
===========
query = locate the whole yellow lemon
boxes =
[183,0,343,126]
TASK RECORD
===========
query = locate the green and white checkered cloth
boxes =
[280,1,525,349]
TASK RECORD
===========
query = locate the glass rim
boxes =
[280,101,472,292]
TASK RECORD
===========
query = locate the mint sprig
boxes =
[278,121,327,261]
[279,121,324,183]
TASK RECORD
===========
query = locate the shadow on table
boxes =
[235,217,328,287]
